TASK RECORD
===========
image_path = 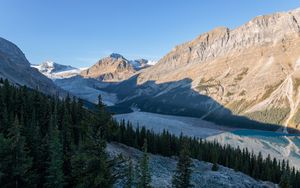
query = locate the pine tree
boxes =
[280,172,291,188]
[211,147,219,171]
[125,159,134,188]
[0,133,12,184]
[172,142,193,188]
[73,122,114,188]
[212,162,219,171]
[7,116,32,187]
[137,139,151,188]
[45,115,64,188]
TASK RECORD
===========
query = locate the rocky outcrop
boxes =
[80,53,150,82]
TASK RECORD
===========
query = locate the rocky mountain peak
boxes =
[109,53,126,60]
[81,54,151,82]
[118,7,300,130]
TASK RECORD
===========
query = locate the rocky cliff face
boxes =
[113,8,300,130]
[0,37,65,95]
[80,53,150,82]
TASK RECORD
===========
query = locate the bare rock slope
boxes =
[114,8,300,130]
[108,142,276,188]
[81,53,150,82]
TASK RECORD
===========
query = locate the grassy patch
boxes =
[293,78,300,91]
[260,80,283,101]
[245,108,290,125]
[196,78,219,92]
[226,91,234,97]
[226,99,255,114]
[239,90,246,96]
[234,68,249,81]
[291,109,300,128]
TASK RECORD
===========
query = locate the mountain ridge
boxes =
[0,37,65,95]
[109,7,300,130]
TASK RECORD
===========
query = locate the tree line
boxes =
[109,116,300,188]
[0,78,299,188]
[0,79,120,187]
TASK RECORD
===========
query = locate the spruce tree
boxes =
[212,162,219,171]
[7,116,32,187]
[73,121,114,188]
[125,159,134,188]
[137,139,151,188]
[46,115,64,188]
[172,142,193,188]
[211,147,219,171]
[280,172,291,188]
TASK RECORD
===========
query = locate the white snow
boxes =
[31,61,87,79]
[147,60,157,65]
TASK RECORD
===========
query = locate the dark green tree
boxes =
[172,142,193,188]
[7,116,32,187]
[137,139,151,188]
[280,172,291,188]
[45,115,64,188]
[125,159,134,188]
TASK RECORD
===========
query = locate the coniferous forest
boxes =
[1,79,300,188]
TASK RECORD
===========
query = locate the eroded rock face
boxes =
[119,8,300,129]
[81,53,150,82]
[0,37,64,96]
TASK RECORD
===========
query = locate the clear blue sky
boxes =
[1,0,300,67]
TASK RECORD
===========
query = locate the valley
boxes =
[2,3,300,187]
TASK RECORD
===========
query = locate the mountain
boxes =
[0,37,64,95]
[32,61,86,79]
[108,8,300,131]
[80,53,151,82]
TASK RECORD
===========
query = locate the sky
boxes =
[1,0,300,68]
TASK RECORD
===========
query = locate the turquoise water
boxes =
[232,129,300,137]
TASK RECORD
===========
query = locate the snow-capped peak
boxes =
[32,61,77,74]
[107,53,151,70]
[129,59,150,70]
[42,60,55,67]
[31,61,84,80]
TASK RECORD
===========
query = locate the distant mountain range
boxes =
[2,7,300,131]
[106,7,300,131]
